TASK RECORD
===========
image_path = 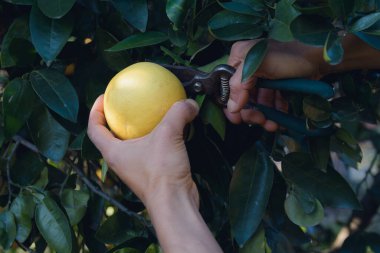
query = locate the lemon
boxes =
[104,62,186,139]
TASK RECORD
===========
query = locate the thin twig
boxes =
[13,135,38,153]
[16,241,35,253]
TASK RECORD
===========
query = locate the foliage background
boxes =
[0,0,380,252]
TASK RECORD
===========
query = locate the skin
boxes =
[88,35,380,252]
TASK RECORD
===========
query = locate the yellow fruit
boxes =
[104,62,186,139]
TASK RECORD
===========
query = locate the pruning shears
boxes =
[162,64,335,137]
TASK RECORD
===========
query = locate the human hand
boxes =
[87,95,200,208]
[225,39,326,131]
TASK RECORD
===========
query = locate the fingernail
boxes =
[227,99,239,113]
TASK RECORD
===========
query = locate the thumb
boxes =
[158,99,199,135]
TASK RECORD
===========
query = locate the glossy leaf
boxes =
[303,95,332,122]
[27,106,70,162]
[37,0,76,19]
[61,189,90,225]
[35,195,72,253]
[107,32,168,52]
[1,17,30,68]
[350,12,380,32]
[30,5,74,63]
[229,143,274,246]
[10,192,35,242]
[33,167,49,190]
[200,99,226,140]
[11,150,45,186]
[290,15,333,46]
[218,1,263,16]
[145,244,162,253]
[309,136,330,171]
[282,152,361,209]
[240,227,267,253]
[269,0,300,42]
[323,31,344,65]
[0,211,17,250]
[166,0,192,28]
[208,10,263,41]
[113,0,148,32]
[330,128,362,168]
[3,78,38,137]
[30,68,79,122]
[242,39,268,82]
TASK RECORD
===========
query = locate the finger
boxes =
[158,99,199,136]
[275,91,288,113]
[227,64,256,113]
[228,40,256,67]
[88,95,119,152]
[224,109,242,124]
[241,109,266,126]
[256,88,275,108]
[263,120,279,132]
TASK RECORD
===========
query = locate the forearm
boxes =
[321,34,380,75]
[145,185,223,253]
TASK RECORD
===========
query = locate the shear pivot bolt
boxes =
[193,82,203,92]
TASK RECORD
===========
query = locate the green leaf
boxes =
[11,150,45,186]
[95,212,146,245]
[33,167,49,190]
[303,95,332,122]
[61,189,90,226]
[309,136,330,171]
[218,1,263,16]
[328,0,355,19]
[242,39,268,82]
[323,31,344,65]
[30,68,79,122]
[100,159,108,183]
[114,249,140,253]
[229,143,274,246]
[145,244,162,253]
[81,133,102,160]
[208,10,263,41]
[284,187,324,227]
[330,128,362,168]
[282,152,361,209]
[200,99,226,140]
[3,78,38,137]
[3,0,33,4]
[166,0,192,28]
[0,211,17,250]
[96,29,131,72]
[37,0,76,19]
[269,0,300,42]
[290,15,333,46]
[240,226,267,253]
[35,195,72,253]
[198,55,228,72]
[30,5,74,63]
[27,106,70,162]
[1,17,30,68]
[9,38,38,66]
[113,0,148,32]
[107,32,168,52]
[350,12,380,33]
[10,192,35,242]
[355,31,380,50]
[168,28,187,47]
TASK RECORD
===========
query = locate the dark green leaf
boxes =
[282,152,361,209]
[309,136,330,171]
[269,0,300,42]
[0,211,16,250]
[229,143,274,246]
[81,133,102,160]
[3,0,33,4]
[1,17,30,68]
[11,150,45,186]
[303,95,332,122]
[240,226,267,253]
[232,0,265,11]
[200,99,226,140]
[145,244,162,253]
[166,0,192,28]
[328,0,355,18]
[30,5,74,63]
[3,78,38,137]
[290,15,333,46]
[27,106,70,162]
[37,0,76,19]
[9,38,38,66]
[114,249,140,253]
[323,31,344,65]
[30,68,79,122]
[35,195,72,253]
[96,29,131,72]
[113,0,148,32]
[95,212,146,245]
[355,31,380,50]
[10,192,35,242]
[168,28,187,47]
[209,10,263,41]
[218,1,263,16]
[61,189,90,225]
[107,32,168,52]
[33,167,49,190]
[350,12,380,32]
[330,128,362,168]
[242,39,268,82]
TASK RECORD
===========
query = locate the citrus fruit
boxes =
[104,62,186,140]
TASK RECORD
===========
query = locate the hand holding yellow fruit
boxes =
[104,62,187,139]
